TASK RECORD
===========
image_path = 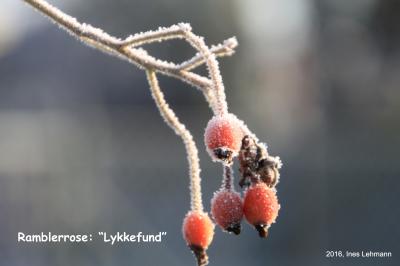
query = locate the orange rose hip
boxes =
[182,211,215,266]
[211,189,243,235]
[243,183,280,238]
[204,113,244,164]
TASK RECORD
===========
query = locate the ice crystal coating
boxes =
[238,135,283,188]
[204,113,244,163]
[211,189,243,234]
[257,156,282,187]
[243,183,280,233]
[182,211,215,249]
[23,0,285,263]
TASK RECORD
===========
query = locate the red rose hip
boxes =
[204,113,244,163]
[182,211,215,266]
[243,183,280,238]
[211,189,243,235]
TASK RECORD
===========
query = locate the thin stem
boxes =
[121,24,192,48]
[146,69,203,212]
[181,28,229,115]
[222,165,233,191]
[178,37,238,71]
[240,121,260,143]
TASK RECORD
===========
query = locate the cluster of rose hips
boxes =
[183,113,282,265]
[21,1,279,263]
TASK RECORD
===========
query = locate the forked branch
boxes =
[23,0,236,113]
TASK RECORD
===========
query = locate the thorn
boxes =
[178,22,192,32]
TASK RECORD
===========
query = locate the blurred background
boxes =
[0,0,399,265]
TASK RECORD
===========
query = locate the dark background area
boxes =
[0,0,399,265]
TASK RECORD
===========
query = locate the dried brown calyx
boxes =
[189,245,209,266]
[238,135,281,188]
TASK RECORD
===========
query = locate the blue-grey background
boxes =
[0,0,399,265]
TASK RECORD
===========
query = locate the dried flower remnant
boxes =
[238,135,260,188]
[238,135,282,188]
[257,156,282,187]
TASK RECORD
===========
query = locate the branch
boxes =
[222,165,234,190]
[120,24,192,48]
[178,37,238,71]
[146,69,203,212]
[180,29,229,115]
[23,0,237,114]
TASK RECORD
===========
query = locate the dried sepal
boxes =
[238,135,282,188]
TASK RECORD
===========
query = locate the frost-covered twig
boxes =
[146,69,203,212]
[178,37,238,71]
[23,0,236,114]
[222,165,234,190]
[180,29,228,115]
[120,24,192,48]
